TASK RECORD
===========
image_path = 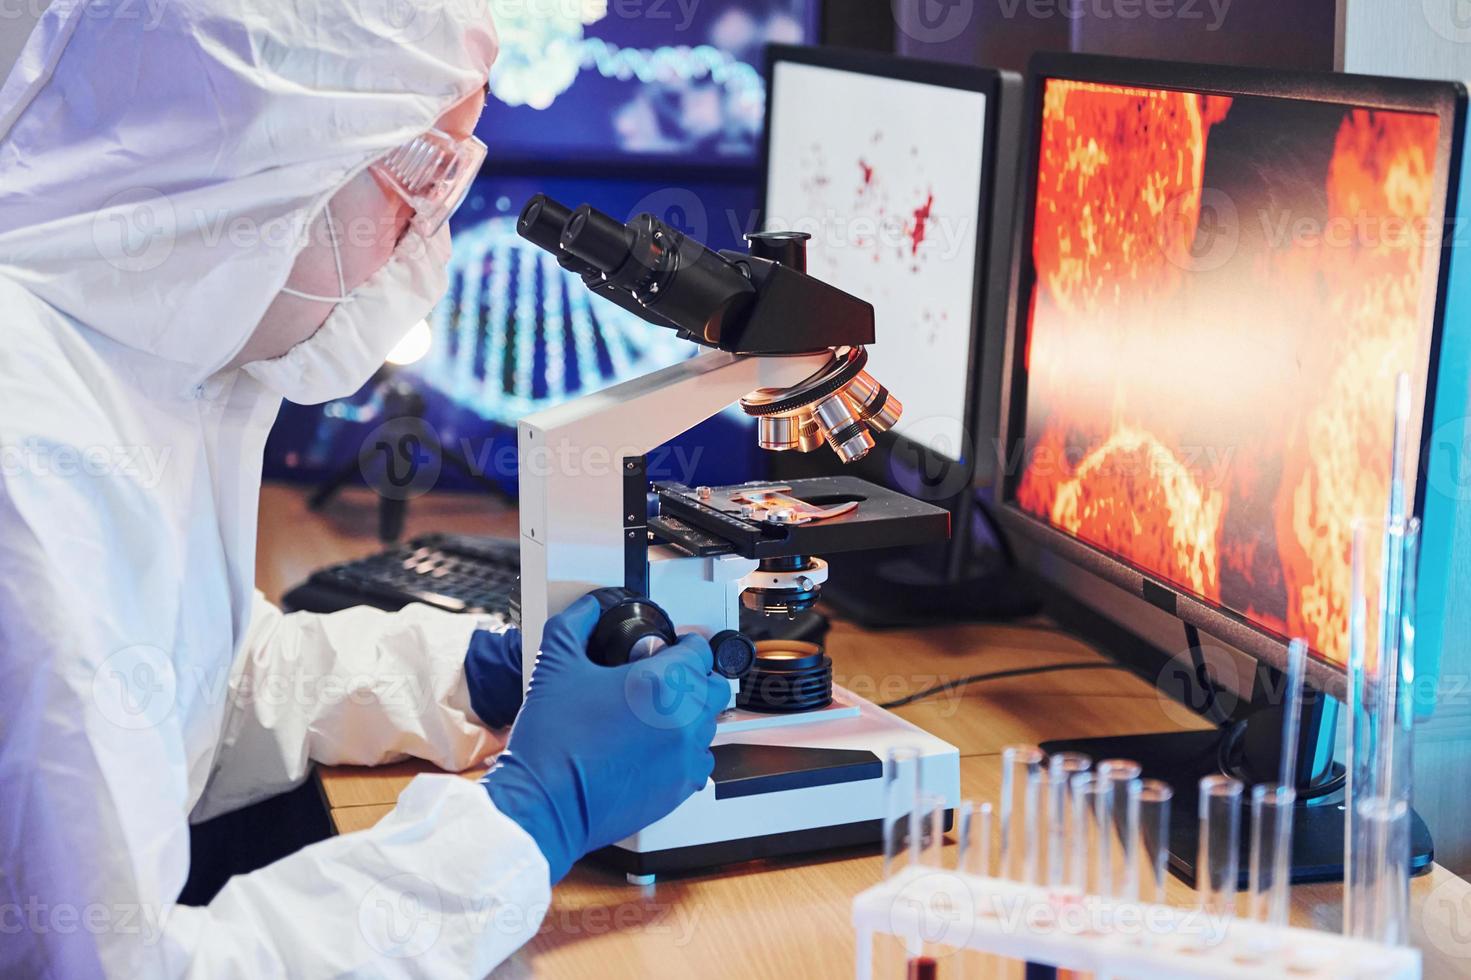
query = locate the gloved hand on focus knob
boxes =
[481,594,728,884]
[463,626,524,729]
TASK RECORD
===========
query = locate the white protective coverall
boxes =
[0,2,550,976]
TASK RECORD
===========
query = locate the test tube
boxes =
[919,792,948,869]
[960,800,993,877]
[1000,745,1046,885]
[1137,780,1173,905]
[1248,783,1296,926]
[1345,517,1419,942]
[1048,753,1093,889]
[1071,772,1114,896]
[1278,639,1309,796]
[1098,760,1143,899]
[884,745,921,879]
[956,799,994,877]
[955,800,976,872]
[1197,775,1244,918]
[1352,795,1413,947]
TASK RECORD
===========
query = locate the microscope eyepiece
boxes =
[517,194,574,254]
[517,195,759,346]
[744,231,811,273]
[560,205,639,275]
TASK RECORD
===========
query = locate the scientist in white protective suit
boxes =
[0,1,729,977]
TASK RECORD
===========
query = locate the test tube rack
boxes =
[851,866,1420,979]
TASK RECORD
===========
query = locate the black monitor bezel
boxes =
[993,52,1467,695]
[758,44,1011,575]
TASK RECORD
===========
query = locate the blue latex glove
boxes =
[481,595,727,884]
[463,627,524,729]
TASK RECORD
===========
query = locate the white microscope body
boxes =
[514,197,961,881]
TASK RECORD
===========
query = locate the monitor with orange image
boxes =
[998,57,1464,692]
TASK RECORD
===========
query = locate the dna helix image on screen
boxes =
[404,215,697,424]
[484,0,812,160]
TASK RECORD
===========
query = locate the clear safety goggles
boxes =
[370,128,487,237]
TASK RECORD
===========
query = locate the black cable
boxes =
[1184,622,1234,727]
[877,662,1135,709]
[1214,715,1347,800]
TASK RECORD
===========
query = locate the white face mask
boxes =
[243,207,452,405]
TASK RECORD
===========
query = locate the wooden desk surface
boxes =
[258,484,1471,978]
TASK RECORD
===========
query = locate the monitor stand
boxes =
[1038,728,1435,887]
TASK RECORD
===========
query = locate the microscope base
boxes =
[591,686,960,881]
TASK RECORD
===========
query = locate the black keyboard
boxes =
[283,533,520,616]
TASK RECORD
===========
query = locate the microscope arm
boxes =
[516,350,832,684]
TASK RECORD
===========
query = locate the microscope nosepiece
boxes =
[740,347,902,465]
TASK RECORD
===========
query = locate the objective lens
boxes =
[756,410,822,453]
[757,413,801,452]
[845,371,903,434]
[814,392,876,463]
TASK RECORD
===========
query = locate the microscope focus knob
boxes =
[708,630,758,680]
[585,588,678,668]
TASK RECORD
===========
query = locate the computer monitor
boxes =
[478,0,820,171]
[758,45,1029,624]
[993,53,1470,882]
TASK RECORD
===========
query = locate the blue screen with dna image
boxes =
[261,0,804,492]
[481,0,818,166]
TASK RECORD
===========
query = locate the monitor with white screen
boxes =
[756,46,1026,624]
[763,55,988,461]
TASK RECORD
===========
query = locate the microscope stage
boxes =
[653,476,951,560]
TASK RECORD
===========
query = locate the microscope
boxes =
[515,196,961,883]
